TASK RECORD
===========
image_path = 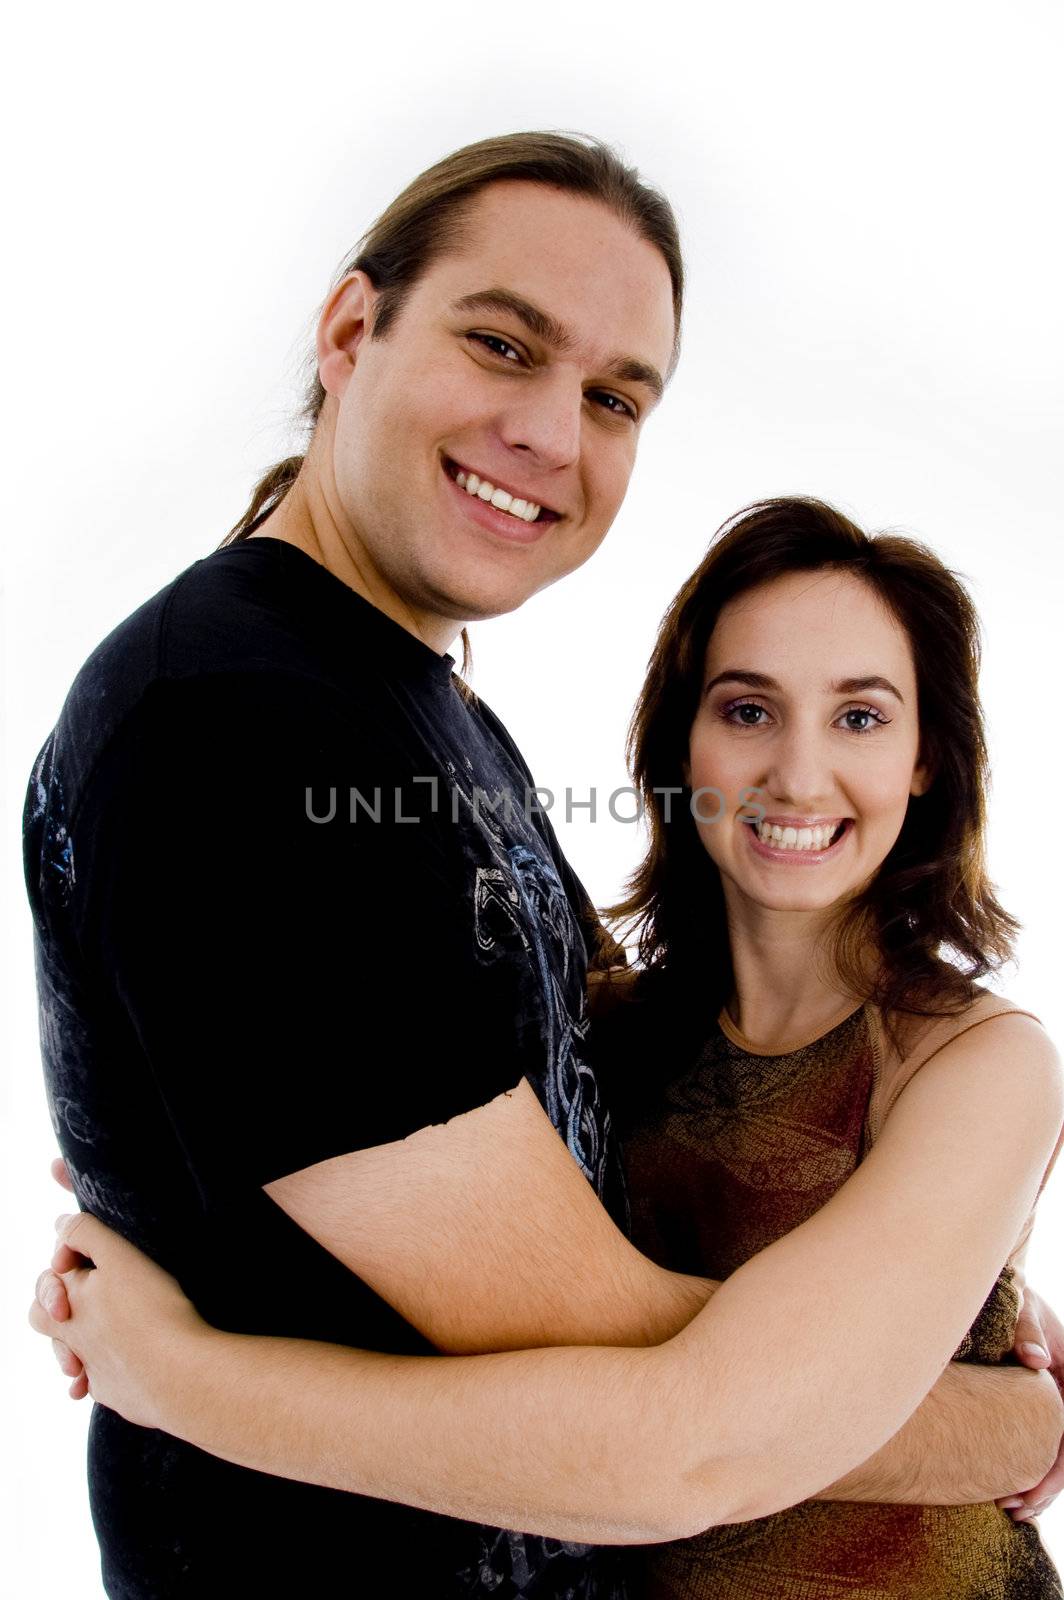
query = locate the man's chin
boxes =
[425,581,539,629]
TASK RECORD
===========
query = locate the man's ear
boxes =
[316,272,379,398]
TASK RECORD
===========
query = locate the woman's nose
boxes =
[761,732,836,812]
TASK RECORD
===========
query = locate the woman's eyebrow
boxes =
[704,669,905,704]
[831,675,905,704]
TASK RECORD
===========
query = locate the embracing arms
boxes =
[35,1013,1064,1540]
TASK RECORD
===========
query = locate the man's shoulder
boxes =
[42,541,372,792]
[97,537,329,687]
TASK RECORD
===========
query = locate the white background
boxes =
[3,1,1062,1591]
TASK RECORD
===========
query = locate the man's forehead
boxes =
[423,181,677,374]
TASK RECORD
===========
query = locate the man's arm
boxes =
[820,1361,1059,1504]
[44,1133,1060,1508]
[265,1067,1061,1508]
[58,677,1063,1526]
[31,1201,1064,1546]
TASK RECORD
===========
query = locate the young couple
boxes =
[24,131,1064,1599]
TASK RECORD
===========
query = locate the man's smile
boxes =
[442,454,563,525]
[441,454,563,545]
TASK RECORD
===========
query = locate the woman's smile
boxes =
[742,814,854,865]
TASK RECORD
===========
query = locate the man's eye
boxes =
[589,391,636,421]
[469,332,523,363]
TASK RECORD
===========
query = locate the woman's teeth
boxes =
[455,469,542,523]
[754,821,843,851]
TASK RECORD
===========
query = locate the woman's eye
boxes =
[722,701,770,727]
[838,706,890,733]
[469,332,523,363]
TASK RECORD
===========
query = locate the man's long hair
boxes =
[218,131,684,680]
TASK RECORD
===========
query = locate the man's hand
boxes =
[29,1213,207,1430]
[1000,1286,1064,1521]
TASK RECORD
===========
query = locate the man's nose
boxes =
[499,371,583,470]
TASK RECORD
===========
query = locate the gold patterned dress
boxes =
[609,999,1063,1600]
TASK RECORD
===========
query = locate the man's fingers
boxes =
[999,1448,1064,1521]
[1013,1296,1050,1367]
[1013,1501,1052,1522]
[51,1157,75,1194]
[35,1269,70,1323]
[68,1372,89,1401]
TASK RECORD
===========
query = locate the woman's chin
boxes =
[714,856,861,918]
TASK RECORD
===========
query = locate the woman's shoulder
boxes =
[867,987,1058,1139]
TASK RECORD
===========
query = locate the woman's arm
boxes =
[32,1012,1064,1540]
[35,1221,1063,1514]
[43,1145,1057,1509]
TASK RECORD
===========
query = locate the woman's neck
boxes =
[722,899,860,1051]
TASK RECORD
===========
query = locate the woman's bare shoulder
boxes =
[882,1002,1063,1136]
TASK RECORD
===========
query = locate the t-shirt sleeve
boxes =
[69,671,537,1195]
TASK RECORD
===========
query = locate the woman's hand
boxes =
[28,1211,207,1432]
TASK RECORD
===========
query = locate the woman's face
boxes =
[685,568,931,918]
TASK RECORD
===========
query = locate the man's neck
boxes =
[250,475,460,659]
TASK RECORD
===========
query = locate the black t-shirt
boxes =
[23,535,630,1599]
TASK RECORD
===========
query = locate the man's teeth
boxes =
[455,469,541,523]
[754,821,842,851]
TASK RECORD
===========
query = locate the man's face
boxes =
[318,181,677,640]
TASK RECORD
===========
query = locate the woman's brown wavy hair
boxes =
[607,497,1019,1019]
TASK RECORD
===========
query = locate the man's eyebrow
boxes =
[704,669,905,704]
[450,288,665,402]
[607,356,665,403]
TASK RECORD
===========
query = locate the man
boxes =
[24,132,1064,1598]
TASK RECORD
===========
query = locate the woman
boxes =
[31,498,1064,1596]
[588,496,1064,1595]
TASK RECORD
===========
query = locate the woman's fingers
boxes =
[54,1211,109,1265]
[51,1240,85,1274]
[35,1269,70,1322]
[50,1157,75,1194]
[29,1295,57,1339]
[52,1338,84,1379]
[30,1278,89,1400]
